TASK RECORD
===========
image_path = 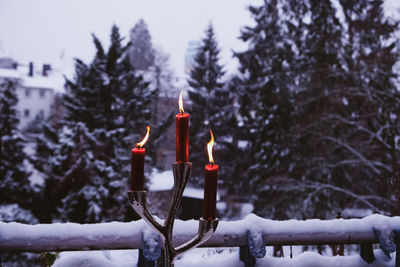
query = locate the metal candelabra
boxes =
[127,162,219,266]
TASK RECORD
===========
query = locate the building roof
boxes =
[149,169,220,200]
[23,74,64,92]
[0,68,22,80]
[0,65,65,93]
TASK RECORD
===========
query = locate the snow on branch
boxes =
[323,114,393,152]
[316,133,383,175]
[269,176,393,214]
[1,214,400,252]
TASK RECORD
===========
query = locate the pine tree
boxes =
[256,0,400,218]
[34,25,157,223]
[285,0,400,217]
[232,0,393,219]
[231,0,296,216]
[129,19,155,71]
[187,23,237,188]
[287,0,346,218]
[31,123,61,222]
[361,0,400,215]
[0,80,34,222]
[328,0,400,215]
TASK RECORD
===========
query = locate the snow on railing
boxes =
[1,214,400,253]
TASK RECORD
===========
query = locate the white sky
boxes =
[0,0,262,81]
[1,0,399,82]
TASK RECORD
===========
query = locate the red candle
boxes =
[130,126,150,191]
[203,130,218,220]
[131,148,145,191]
[176,91,189,162]
[203,164,218,220]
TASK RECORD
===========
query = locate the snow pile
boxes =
[255,249,395,267]
[51,248,395,267]
[52,250,138,267]
[342,208,373,218]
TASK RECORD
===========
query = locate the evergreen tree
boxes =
[232,0,296,217]
[129,19,155,70]
[360,0,400,215]
[188,23,237,187]
[33,25,157,223]
[232,0,400,219]
[238,0,400,219]
[31,123,61,222]
[281,0,400,218]
[0,80,34,221]
[325,0,400,215]
[288,0,346,218]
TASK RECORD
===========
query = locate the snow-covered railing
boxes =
[1,214,399,253]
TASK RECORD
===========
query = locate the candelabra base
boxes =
[128,190,218,266]
[128,162,218,266]
[127,161,219,266]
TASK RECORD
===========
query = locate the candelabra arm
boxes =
[157,162,192,264]
[127,191,164,235]
[165,163,192,229]
[175,218,219,256]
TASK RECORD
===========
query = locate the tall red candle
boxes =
[130,126,150,191]
[202,130,218,220]
[176,91,189,162]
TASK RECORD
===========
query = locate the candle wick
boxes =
[180,110,184,115]
[211,162,214,167]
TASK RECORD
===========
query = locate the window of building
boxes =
[24,109,30,117]
[25,88,30,97]
[38,109,44,118]
[39,89,45,98]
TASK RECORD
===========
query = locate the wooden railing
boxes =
[1,214,399,265]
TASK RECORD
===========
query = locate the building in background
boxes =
[0,59,64,129]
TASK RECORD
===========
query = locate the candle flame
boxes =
[136,126,150,147]
[207,130,215,164]
[179,90,184,113]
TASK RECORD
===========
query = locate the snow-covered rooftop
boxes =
[23,74,64,92]
[149,170,174,191]
[149,169,220,200]
[0,68,22,79]
[183,186,204,199]
[0,65,65,92]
